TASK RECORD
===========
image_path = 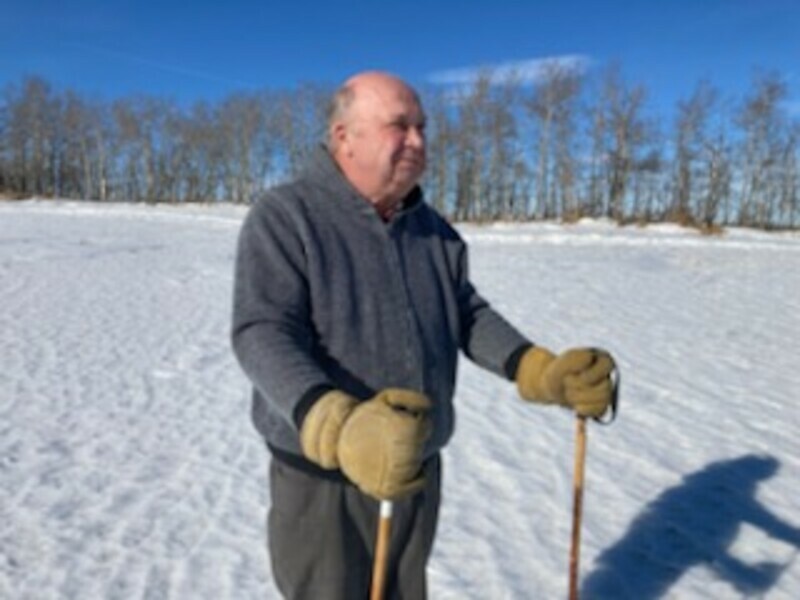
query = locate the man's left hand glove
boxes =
[516,346,616,418]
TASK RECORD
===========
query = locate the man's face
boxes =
[338,80,427,204]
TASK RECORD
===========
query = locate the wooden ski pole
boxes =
[568,415,588,600]
[370,499,393,600]
[568,362,620,599]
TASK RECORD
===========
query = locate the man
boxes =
[231,71,616,599]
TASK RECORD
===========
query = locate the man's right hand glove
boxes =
[516,346,616,418]
[300,388,432,501]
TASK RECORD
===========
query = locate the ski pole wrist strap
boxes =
[593,369,620,425]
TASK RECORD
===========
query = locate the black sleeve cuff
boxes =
[504,343,534,380]
[292,384,336,429]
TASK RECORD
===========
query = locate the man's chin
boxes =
[395,174,422,194]
[396,163,424,181]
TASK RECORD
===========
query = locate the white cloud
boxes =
[427,54,592,87]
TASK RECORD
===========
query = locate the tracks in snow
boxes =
[0,207,270,599]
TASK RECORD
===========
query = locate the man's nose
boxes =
[406,126,425,148]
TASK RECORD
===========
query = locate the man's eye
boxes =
[391,121,425,134]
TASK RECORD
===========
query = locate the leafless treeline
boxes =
[2,64,798,229]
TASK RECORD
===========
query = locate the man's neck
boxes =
[374,198,401,221]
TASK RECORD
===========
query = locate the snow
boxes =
[1,200,799,599]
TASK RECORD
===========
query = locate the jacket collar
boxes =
[305,144,424,222]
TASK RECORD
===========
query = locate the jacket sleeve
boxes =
[231,197,333,429]
[450,229,533,380]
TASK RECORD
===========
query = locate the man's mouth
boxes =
[398,155,424,168]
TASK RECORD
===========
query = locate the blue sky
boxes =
[2,0,798,117]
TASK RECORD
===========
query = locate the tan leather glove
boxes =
[516,347,616,418]
[299,388,432,500]
[299,390,358,469]
[340,389,432,500]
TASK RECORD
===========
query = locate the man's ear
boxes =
[331,121,350,155]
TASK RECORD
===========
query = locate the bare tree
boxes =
[170,102,224,202]
[527,68,553,218]
[60,92,114,200]
[483,74,522,219]
[630,148,664,222]
[735,71,789,228]
[445,71,526,221]
[700,128,733,228]
[60,91,90,198]
[585,90,608,218]
[420,88,455,216]
[777,123,800,228]
[112,96,176,202]
[3,77,62,197]
[525,61,584,220]
[605,66,649,222]
[217,93,264,203]
[451,72,492,221]
[275,83,329,180]
[670,81,719,224]
[2,70,798,230]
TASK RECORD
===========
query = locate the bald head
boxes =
[327,71,427,215]
[327,72,421,148]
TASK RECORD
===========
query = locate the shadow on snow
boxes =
[582,454,800,599]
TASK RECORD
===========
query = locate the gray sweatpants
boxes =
[267,454,441,600]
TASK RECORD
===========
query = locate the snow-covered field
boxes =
[1,200,799,599]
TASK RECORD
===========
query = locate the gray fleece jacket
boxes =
[231,146,530,468]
